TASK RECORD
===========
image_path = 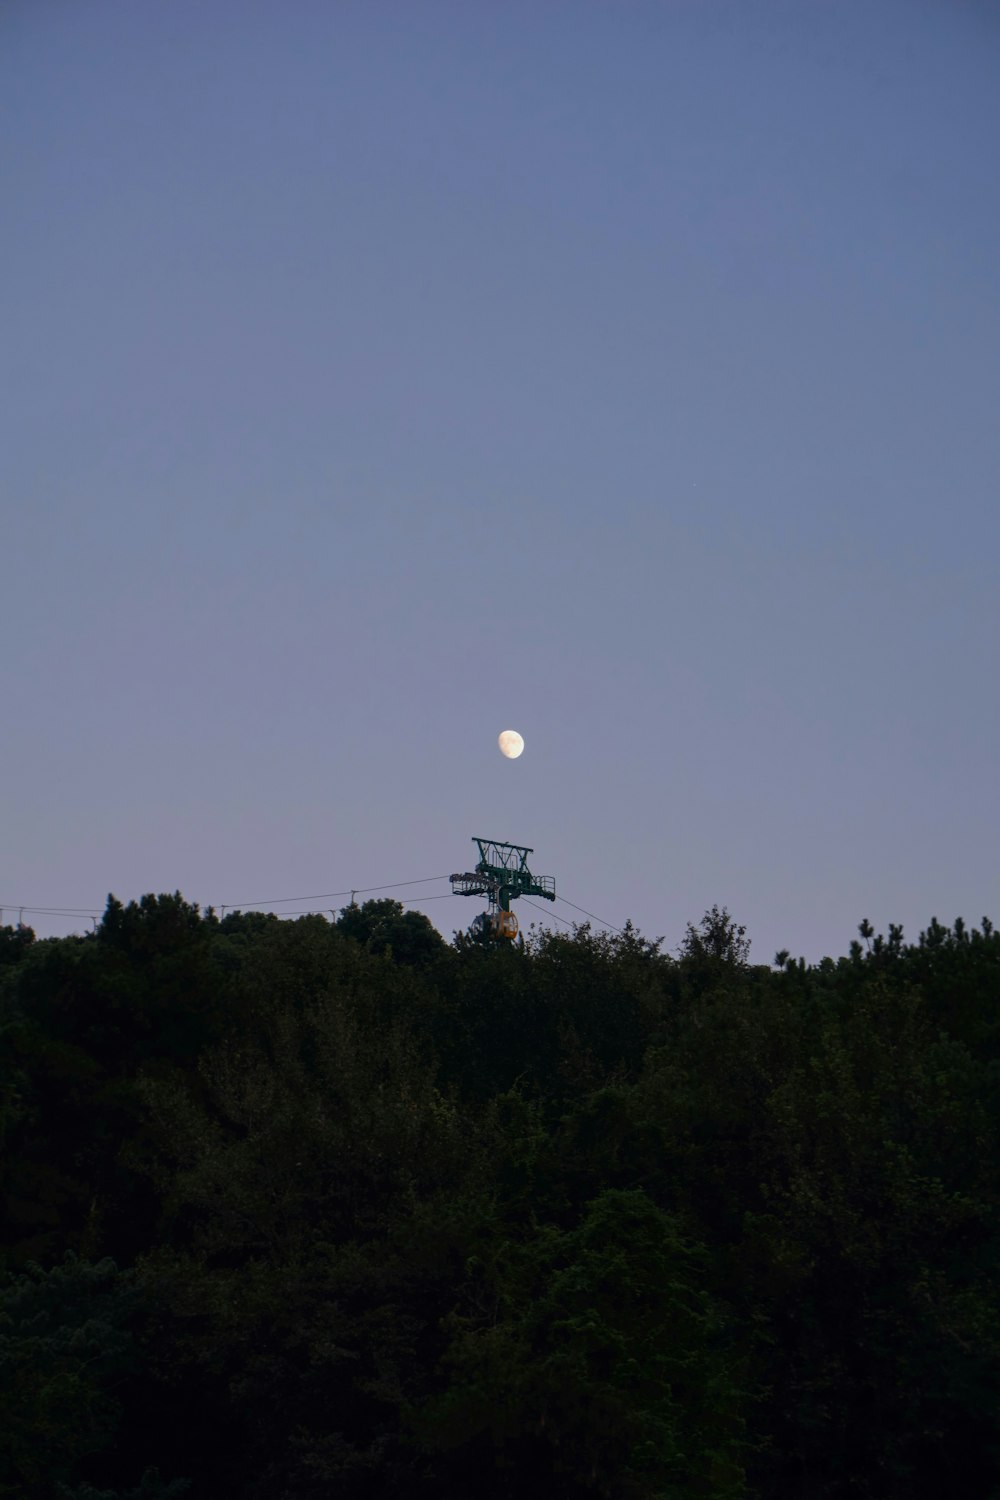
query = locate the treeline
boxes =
[1,895,998,1499]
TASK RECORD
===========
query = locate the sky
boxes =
[3,0,998,962]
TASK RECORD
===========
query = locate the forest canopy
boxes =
[2,894,998,1499]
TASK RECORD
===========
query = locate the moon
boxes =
[498,729,524,759]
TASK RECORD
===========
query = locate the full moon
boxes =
[498,729,524,759]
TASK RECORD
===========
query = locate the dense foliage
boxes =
[2,895,998,1498]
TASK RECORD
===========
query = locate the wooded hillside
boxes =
[2,896,998,1499]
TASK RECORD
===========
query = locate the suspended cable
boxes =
[3,875,454,928]
[224,889,352,908]
[7,881,624,935]
[268,909,336,919]
[356,875,450,895]
[241,891,464,920]
[222,874,449,908]
[1,900,100,912]
[521,897,574,927]
[555,895,623,933]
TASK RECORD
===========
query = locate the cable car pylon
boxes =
[450,836,556,940]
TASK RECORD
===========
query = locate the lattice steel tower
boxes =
[450,836,556,940]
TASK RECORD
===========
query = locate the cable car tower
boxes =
[450,837,556,940]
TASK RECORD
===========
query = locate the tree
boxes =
[414,1188,747,1498]
[337,898,447,968]
[0,1255,187,1500]
[678,905,750,967]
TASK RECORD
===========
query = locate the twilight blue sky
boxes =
[3,0,998,960]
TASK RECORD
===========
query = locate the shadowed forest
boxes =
[2,895,998,1499]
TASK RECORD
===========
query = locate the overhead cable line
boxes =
[222,874,449,908]
[521,897,574,927]
[5,882,624,940]
[357,875,449,893]
[555,895,623,933]
[1,900,101,912]
[226,889,353,908]
[269,892,464,919]
[2,876,454,930]
[1,905,101,918]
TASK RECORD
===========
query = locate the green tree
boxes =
[0,1255,187,1500]
[678,904,750,968]
[131,944,472,1497]
[415,1187,747,1498]
[337,898,447,968]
